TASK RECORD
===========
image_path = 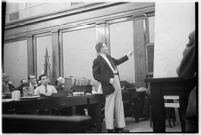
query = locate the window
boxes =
[4,40,28,86]
[35,35,52,79]
[62,27,96,80]
[109,20,135,83]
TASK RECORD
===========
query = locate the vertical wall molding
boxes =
[33,36,37,79]
[59,30,64,77]
[51,30,60,83]
[27,35,34,76]
[133,19,146,86]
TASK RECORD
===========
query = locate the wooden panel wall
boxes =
[27,35,34,76]
[3,3,155,84]
[133,19,146,86]
[4,40,28,86]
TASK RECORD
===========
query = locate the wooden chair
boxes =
[150,96,180,128]
[164,95,180,127]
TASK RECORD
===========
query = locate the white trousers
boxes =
[104,75,126,129]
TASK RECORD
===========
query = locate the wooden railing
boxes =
[2,94,105,133]
[3,114,92,133]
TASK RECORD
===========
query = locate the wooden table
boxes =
[2,94,105,132]
[145,77,195,132]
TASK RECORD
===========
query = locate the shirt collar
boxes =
[99,53,106,58]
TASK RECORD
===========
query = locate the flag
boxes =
[43,48,52,82]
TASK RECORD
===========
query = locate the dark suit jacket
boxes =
[55,85,73,96]
[177,31,195,79]
[92,54,128,95]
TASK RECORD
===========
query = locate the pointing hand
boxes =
[127,50,134,57]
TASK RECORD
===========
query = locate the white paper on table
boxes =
[136,87,148,92]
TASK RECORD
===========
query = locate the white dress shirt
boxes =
[34,84,57,96]
[99,54,118,74]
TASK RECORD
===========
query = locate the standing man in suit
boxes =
[92,42,133,133]
[177,30,197,132]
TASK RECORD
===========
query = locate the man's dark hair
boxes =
[95,42,104,53]
[39,74,47,81]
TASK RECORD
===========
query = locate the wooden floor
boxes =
[98,117,181,133]
[125,117,181,133]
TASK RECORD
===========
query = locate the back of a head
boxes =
[95,42,103,53]
[2,73,9,82]
[56,77,64,85]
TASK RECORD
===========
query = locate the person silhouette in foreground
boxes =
[177,30,197,132]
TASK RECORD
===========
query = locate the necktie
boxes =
[45,85,48,93]
[111,60,116,70]
[107,56,116,70]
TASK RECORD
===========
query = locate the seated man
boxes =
[16,75,38,96]
[28,75,38,91]
[2,73,15,98]
[34,74,57,96]
[55,77,73,96]
[16,79,28,96]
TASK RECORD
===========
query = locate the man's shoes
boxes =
[107,129,115,133]
[115,128,130,133]
[135,118,139,123]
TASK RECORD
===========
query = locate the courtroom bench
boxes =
[2,95,105,132]
[3,114,92,133]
